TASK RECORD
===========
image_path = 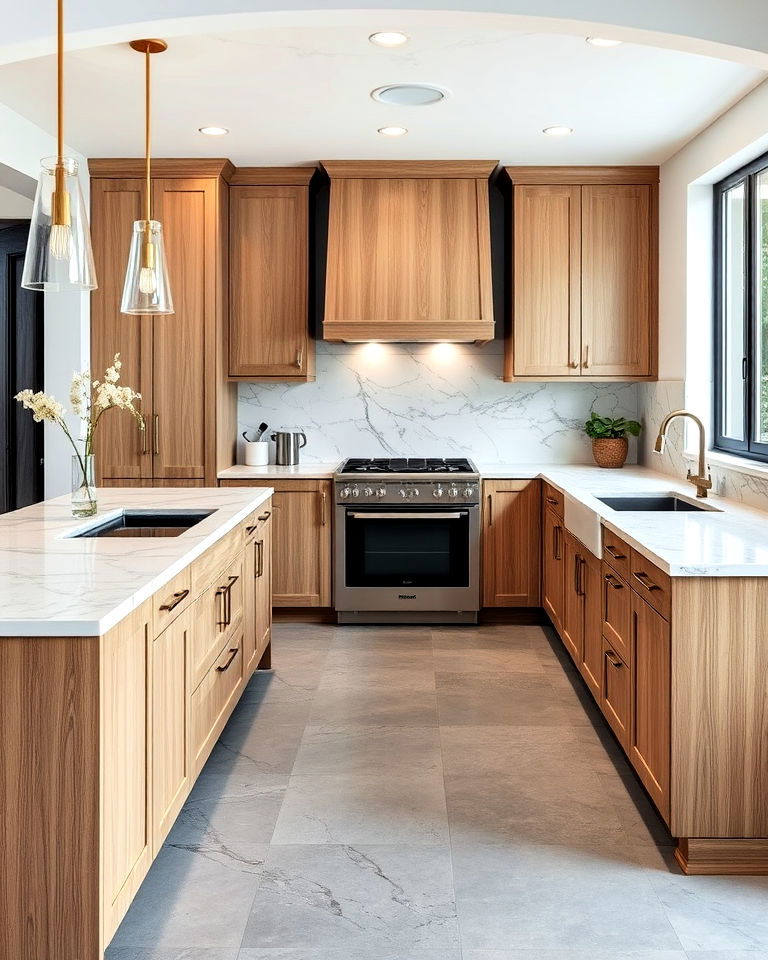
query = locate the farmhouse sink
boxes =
[71,509,215,538]
[596,494,721,513]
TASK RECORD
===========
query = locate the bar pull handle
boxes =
[633,571,661,592]
[320,491,327,526]
[159,589,189,613]
[216,647,239,672]
[215,586,227,629]
[245,525,258,536]
[583,344,590,369]
[153,414,159,456]
[545,496,559,506]
[579,557,586,597]
[605,649,623,668]
[139,414,147,455]
[574,554,580,595]
[255,539,264,579]
[258,511,272,521]
[487,494,493,527]
[569,359,579,369]
[604,573,623,590]
[225,575,238,626]
[295,346,303,369]
[605,544,626,561]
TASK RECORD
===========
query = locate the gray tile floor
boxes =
[107,623,768,960]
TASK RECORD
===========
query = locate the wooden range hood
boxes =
[322,160,497,343]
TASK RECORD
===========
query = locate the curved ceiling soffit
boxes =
[2,5,768,69]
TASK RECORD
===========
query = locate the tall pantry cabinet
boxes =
[89,159,237,486]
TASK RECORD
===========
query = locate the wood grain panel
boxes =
[505,165,659,185]
[0,635,100,960]
[481,479,541,606]
[89,158,234,179]
[230,166,316,185]
[675,838,768,876]
[601,563,631,664]
[579,548,602,699]
[322,160,497,178]
[581,184,652,377]
[630,548,671,620]
[228,185,311,379]
[190,626,244,776]
[631,592,671,824]
[561,531,583,663]
[542,505,565,634]
[90,178,153,481]
[509,184,581,378]
[671,578,768,838]
[542,482,564,519]
[601,525,632,581]
[601,636,631,749]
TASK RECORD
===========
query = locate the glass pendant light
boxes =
[22,0,97,291]
[120,39,173,315]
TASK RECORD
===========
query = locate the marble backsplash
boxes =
[238,340,640,465]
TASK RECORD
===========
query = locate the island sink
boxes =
[71,508,216,538]
[596,494,720,513]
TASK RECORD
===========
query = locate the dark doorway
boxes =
[0,221,44,513]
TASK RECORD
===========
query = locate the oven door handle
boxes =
[348,512,466,520]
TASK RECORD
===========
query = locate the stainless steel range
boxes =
[334,458,480,624]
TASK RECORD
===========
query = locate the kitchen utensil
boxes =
[254,421,268,442]
[271,430,307,465]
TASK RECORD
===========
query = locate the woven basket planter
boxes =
[591,437,628,469]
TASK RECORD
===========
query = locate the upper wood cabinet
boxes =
[228,168,314,381]
[322,160,496,343]
[505,166,658,382]
[90,160,237,485]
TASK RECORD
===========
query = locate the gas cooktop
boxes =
[338,457,476,475]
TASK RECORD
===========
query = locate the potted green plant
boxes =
[584,412,641,469]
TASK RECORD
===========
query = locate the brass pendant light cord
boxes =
[57,0,63,163]
[145,46,151,224]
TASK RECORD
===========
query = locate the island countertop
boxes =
[0,486,273,637]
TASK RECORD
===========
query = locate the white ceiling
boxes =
[0,18,764,166]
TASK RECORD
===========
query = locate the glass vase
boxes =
[71,454,97,517]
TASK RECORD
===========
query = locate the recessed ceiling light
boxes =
[378,126,408,137]
[543,125,574,137]
[198,125,229,136]
[585,36,623,47]
[369,31,409,47]
[371,83,447,106]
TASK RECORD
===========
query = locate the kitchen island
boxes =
[0,486,274,960]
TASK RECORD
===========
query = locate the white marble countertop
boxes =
[219,462,341,480]
[480,463,768,576]
[0,486,273,637]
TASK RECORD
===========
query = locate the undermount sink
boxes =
[70,509,216,538]
[596,495,720,513]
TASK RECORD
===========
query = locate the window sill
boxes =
[683,448,768,480]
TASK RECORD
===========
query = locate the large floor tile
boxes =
[433,646,545,674]
[239,950,461,960]
[240,844,459,952]
[206,718,305,776]
[293,724,443,775]
[308,686,438,726]
[435,672,571,725]
[461,951,687,960]
[439,724,590,779]
[108,950,239,960]
[318,663,436,691]
[272,772,450,845]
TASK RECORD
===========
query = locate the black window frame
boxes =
[713,149,768,461]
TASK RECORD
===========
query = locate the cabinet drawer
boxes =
[601,638,630,749]
[244,504,273,544]
[190,553,243,687]
[602,526,631,580]
[601,563,631,663]
[152,567,191,637]
[190,526,242,595]
[191,633,244,776]
[630,549,671,621]
[542,482,564,519]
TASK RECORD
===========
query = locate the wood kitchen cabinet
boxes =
[90,160,237,486]
[542,502,565,633]
[244,506,273,672]
[220,479,332,607]
[322,160,496,343]
[505,167,658,382]
[558,530,603,698]
[228,168,314,381]
[482,479,541,607]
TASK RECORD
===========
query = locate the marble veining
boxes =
[0,486,272,636]
[238,341,640,465]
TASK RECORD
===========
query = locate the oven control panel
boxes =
[336,480,479,505]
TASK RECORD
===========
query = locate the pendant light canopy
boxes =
[22,0,97,291]
[121,38,174,315]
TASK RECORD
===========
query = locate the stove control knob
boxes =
[411,487,420,497]
[363,486,374,498]
[433,485,444,499]
[376,486,387,498]
[350,485,360,498]
[340,486,351,499]
[464,484,475,498]
[448,485,459,499]
[399,488,408,499]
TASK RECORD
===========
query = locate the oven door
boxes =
[335,505,480,612]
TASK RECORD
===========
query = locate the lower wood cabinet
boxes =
[482,479,541,607]
[601,638,631,749]
[244,507,273,672]
[542,504,565,632]
[220,479,332,607]
[190,628,244,777]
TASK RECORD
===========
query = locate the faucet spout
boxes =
[654,409,712,498]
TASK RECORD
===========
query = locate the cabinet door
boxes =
[561,532,584,663]
[90,178,153,481]
[602,564,631,664]
[152,608,191,850]
[601,638,631,749]
[271,483,331,606]
[150,179,212,479]
[581,184,653,377]
[255,513,273,661]
[631,592,671,822]
[325,177,490,333]
[579,548,602,699]
[482,479,541,607]
[229,186,310,379]
[542,506,565,633]
[511,185,581,378]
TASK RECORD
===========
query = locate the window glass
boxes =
[755,172,768,443]
[721,182,746,442]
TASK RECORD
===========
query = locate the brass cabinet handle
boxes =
[139,415,147,455]
[545,496,559,505]
[583,344,590,369]
[487,494,493,527]
[573,554,580,595]
[605,649,623,668]
[569,360,579,369]
[255,539,264,579]
[215,586,227,629]
[605,544,626,561]
[295,346,303,369]
[554,524,562,561]
[604,573,623,590]
[634,570,661,592]
[216,647,239,672]
[320,491,327,527]
[225,575,238,625]
[153,414,159,455]
[579,557,587,597]
[245,525,258,536]
[258,511,272,521]
[159,588,189,613]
